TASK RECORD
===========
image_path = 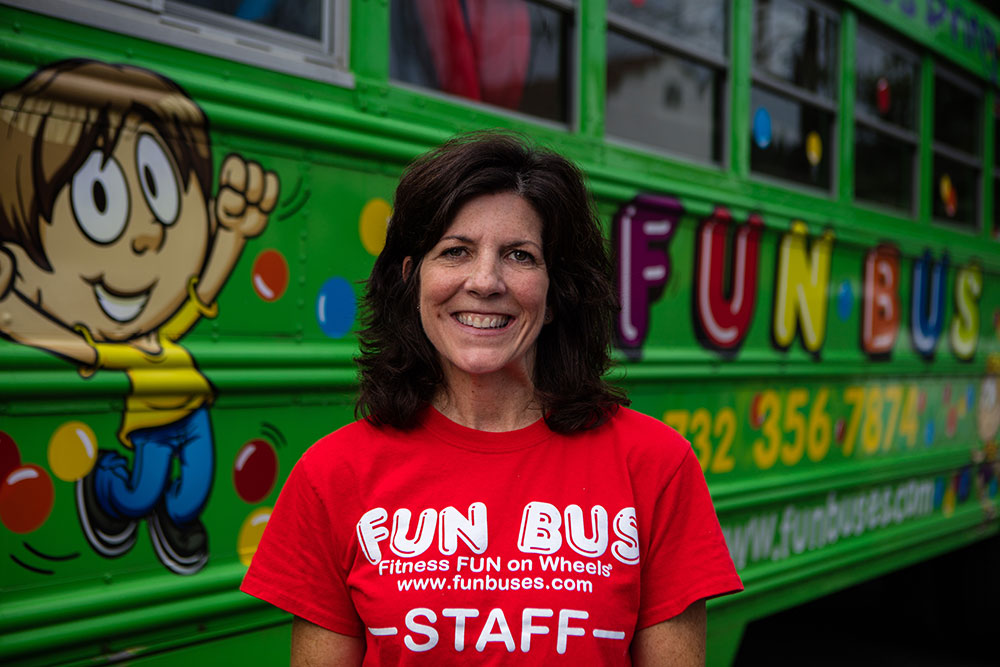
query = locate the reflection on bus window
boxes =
[389,0,570,124]
[605,0,727,165]
[855,29,916,130]
[606,32,721,163]
[750,85,832,189]
[933,69,982,228]
[753,0,838,99]
[750,0,837,191]
[177,0,323,40]
[855,125,915,212]
[606,0,726,57]
[854,26,918,213]
[935,76,980,155]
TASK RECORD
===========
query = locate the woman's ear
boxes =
[402,256,413,281]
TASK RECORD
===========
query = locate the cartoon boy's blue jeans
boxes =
[94,407,214,525]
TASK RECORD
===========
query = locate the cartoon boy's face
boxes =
[8,117,210,342]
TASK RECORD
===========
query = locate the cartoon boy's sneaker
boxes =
[76,463,138,558]
[149,503,208,575]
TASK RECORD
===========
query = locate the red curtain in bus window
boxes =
[414,0,530,110]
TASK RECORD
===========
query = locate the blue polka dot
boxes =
[924,420,935,445]
[316,277,356,338]
[957,467,971,502]
[837,280,853,321]
[933,478,945,509]
[966,384,975,411]
[753,108,772,149]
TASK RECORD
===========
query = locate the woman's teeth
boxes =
[456,313,510,329]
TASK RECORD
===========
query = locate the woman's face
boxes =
[416,192,549,385]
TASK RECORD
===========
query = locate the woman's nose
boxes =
[466,256,504,296]
[131,220,165,254]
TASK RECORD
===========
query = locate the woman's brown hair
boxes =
[356,131,628,433]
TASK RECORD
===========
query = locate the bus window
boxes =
[932,67,982,228]
[605,0,727,164]
[8,0,350,84]
[750,0,838,191]
[854,25,919,213]
[172,0,323,41]
[389,0,572,124]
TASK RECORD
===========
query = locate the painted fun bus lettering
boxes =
[616,199,982,361]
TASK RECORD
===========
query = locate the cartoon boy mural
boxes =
[0,60,279,574]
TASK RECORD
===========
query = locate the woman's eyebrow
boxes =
[437,235,542,250]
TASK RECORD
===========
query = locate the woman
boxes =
[241,132,742,665]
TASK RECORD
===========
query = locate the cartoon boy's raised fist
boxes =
[216,154,280,239]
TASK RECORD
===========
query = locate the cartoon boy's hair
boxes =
[0,59,212,270]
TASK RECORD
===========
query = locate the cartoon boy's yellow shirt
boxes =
[77,279,217,447]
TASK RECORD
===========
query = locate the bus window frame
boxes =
[853,22,921,216]
[4,0,354,88]
[604,0,730,168]
[931,63,984,232]
[386,0,579,129]
[749,0,841,195]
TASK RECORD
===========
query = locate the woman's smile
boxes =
[454,312,512,330]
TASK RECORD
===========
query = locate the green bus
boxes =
[1,0,999,664]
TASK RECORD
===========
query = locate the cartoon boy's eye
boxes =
[71,150,129,244]
[136,133,180,226]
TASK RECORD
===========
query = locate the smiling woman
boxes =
[241,132,743,665]
[356,132,629,434]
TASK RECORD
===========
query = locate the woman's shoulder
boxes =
[605,405,689,442]
[597,406,695,470]
[296,418,403,475]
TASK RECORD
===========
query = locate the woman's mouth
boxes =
[94,282,151,323]
[455,313,511,329]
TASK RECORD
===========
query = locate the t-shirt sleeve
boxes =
[240,452,364,637]
[637,446,743,629]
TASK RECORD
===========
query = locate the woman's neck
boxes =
[433,371,542,432]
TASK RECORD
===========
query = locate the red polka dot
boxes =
[0,464,54,534]
[876,78,891,115]
[0,431,20,483]
[252,250,289,302]
[233,439,278,503]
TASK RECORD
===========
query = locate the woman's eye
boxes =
[136,132,180,226]
[70,150,129,244]
[510,249,534,263]
[442,247,466,258]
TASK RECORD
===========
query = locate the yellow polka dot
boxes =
[359,198,392,256]
[942,486,956,517]
[237,506,272,566]
[805,131,822,166]
[939,173,954,202]
[47,422,98,482]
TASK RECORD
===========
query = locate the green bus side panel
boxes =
[0,4,999,666]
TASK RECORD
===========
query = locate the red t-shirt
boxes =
[241,406,742,664]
